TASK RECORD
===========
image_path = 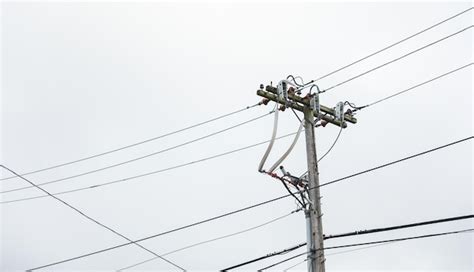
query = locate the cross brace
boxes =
[256,86,357,128]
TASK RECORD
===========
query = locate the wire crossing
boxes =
[0,132,299,204]
[0,165,186,272]
[24,137,472,270]
[3,7,471,184]
[1,111,271,194]
[312,7,473,82]
[4,60,469,205]
[117,209,302,271]
[0,103,261,181]
[322,25,473,92]
[228,228,474,270]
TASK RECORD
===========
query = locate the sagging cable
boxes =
[258,103,279,172]
[267,120,304,173]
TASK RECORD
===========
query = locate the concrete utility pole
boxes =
[257,83,357,272]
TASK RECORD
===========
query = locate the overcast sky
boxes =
[1,1,473,271]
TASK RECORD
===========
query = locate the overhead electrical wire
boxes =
[272,214,474,268]
[282,257,307,271]
[0,103,262,181]
[281,241,397,272]
[117,209,302,271]
[299,125,344,179]
[322,25,473,93]
[311,7,472,82]
[222,242,307,271]
[0,132,300,204]
[4,82,470,204]
[258,251,308,271]
[3,8,472,183]
[317,126,343,163]
[1,111,272,194]
[314,136,472,190]
[2,135,470,207]
[298,62,472,178]
[324,214,474,240]
[0,165,186,272]
[228,228,474,270]
[356,62,473,110]
[0,21,472,196]
[9,8,474,271]
[24,137,472,270]
[227,214,474,270]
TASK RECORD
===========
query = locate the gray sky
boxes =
[1,1,473,271]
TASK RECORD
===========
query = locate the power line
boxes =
[324,214,474,240]
[299,125,343,178]
[296,63,471,179]
[0,132,299,204]
[358,62,473,109]
[258,251,308,271]
[282,257,307,271]
[322,25,473,92]
[234,228,474,270]
[0,103,261,182]
[117,209,302,271]
[4,8,472,184]
[26,137,472,270]
[312,7,473,82]
[281,242,397,271]
[3,25,471,198]
[1,111,271,194]
[222,242,307,271]
[0,165,185,272]
[315,136,472,189]
[317,126,343,163]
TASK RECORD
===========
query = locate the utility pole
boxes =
[303,106,325,272]
[256,82,357,272]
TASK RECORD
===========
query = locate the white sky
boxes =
[1,1,473,271]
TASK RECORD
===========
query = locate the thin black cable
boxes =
[318,126,342,162]
[4,58,471,203]
[359,62,473,109]
[299,125,344,179]
[315,136,472,190]
[118,209,302,271]
[233,228,474,270]
[312,7,473,82]
[298,63,472,178]
[0,165,186,272]
[1,111,271,194]
[0,103,261,181]
[322,25,473,92]
[25,137,472,270]
[221,242,307,271]
[281,241,395,271]
[276,176,305,208]
[290,107,303,123]
[1,132,300,204]
[258,251,308,271]
[282,257,307,271]
[5,8,472,183]
[325,214,474,240]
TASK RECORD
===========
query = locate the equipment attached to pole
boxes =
[255,75,359,272]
